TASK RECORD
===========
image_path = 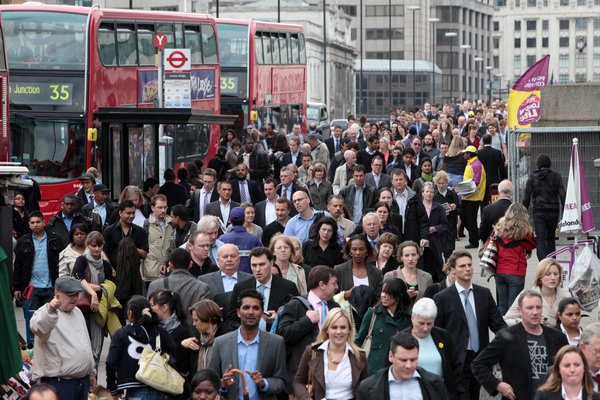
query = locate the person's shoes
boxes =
[465,243,478,249]
[458,233,466,238]
[14,299,23,308]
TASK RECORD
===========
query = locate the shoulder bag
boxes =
[360,309,378,357]
[479,231,498,275]
[135,330,184,395]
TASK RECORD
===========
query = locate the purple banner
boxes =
[138,69,216,105]
[577,142,595,233]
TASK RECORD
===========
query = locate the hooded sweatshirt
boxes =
[522,168,566,213]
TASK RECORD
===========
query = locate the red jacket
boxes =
[495,234,537,276]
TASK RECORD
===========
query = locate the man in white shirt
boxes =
[365,155,392,190]
[579,323,600,392]
[254,178,279,228]
[358,332,449,400]
[187,168,218,223]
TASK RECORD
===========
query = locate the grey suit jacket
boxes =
[365,172,392,190]
[198,270,254,299]
[208,329,287,399]
[384,267,433,302]
[204,200,241,233]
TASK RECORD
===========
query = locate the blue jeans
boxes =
[533,212,559,260]
[496,274,525,315]
[41,376,89,400]
[126,387,169,400]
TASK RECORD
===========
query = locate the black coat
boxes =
[229,178,264,204]
[81,201,117,232]
[390,189,430,243]
[358,366,449,400]
[158,181,189,208]
[522,168,566,214]
[13,230,62,292]
[237,150,270,181]
[302,239,344,268]
[472,323,568,400]
[479,198,512,243]
[478,145,507,186]
[422,201,448,282]
[46,211,89,250]
[186,188,219,223]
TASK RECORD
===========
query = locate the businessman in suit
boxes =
[254,178,279,228]
[237,138,271,183]
[325,125,344,160]
[208,288,287,400]
[225,247,299,333]
[477,133,507,207]
[187,168,219,223]
[199,243,253,318]
[281,136,303,167]
[365,155,392,191]
[277,166,307,216]
[204,181,240,235]
[478,179,513,243]
[434,250,507,400]
[230,163,264,204]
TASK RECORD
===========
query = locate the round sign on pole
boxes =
[166,50,189,69]
[153,33,168,50]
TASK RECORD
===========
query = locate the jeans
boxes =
[28,287,54,311]
[41,376,89,400]
[496,273,526,315]
[126,387,171,400]
[533,212,559,260]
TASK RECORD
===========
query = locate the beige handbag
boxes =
[135,331,184,395]
[360,310,378,357]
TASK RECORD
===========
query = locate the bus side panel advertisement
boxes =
[138,69,215,105]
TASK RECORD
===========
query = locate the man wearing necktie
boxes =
[433,251,507,400]
[326,126,344,160]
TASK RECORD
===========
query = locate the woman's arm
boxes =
[292,346,315,400]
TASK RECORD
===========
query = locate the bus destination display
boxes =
[10,82,74,106]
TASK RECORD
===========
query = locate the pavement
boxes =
[11,235,598,399]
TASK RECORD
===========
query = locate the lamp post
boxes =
[428,17,440,105]
[460,44,471,100]
[407,5,420,111]
[323,1,327,106]
[359,0,363,115]
[485,65,493,105]
[444,32,457,103]
[495,73,504,102]
[474,57,484,101]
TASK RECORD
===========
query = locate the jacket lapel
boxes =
[308,350,326,391]
[450,285,468,324]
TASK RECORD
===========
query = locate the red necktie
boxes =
[593,374,600,388]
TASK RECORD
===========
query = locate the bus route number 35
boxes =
[50,84,71,101]
[220,77,237,92]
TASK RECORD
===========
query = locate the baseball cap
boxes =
[229,207,245,223]
[93,184,110,193]
[462,146,478,154]
[468,111,475,118]
[55,276,83,295]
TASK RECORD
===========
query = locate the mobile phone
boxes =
[263,311,270,316]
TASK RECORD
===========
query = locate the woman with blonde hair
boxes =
[306,162,333,211]
[433,171,460,259]
[269,234,307,295]
[494,203,537,315]
[379,136,393,166]
[534,345,599,400]
[293,308,369,400]
[439,118,454,143]
[443,136,467,187]
[504,258,572,326]
[107,185,147,225]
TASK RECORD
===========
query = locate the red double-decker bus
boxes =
[216,19,307,135]
[0,11,8,162]
[1,4,222,215]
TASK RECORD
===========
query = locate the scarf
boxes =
[197,327,218,370]
[84,249,105,283]
[421,172,433,182]
[160,312,181,334]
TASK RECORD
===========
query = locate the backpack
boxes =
[272,295,313,335]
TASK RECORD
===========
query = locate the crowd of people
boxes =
[13,98,582,400]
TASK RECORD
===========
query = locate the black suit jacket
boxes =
[433,283,507,367]
[358,366,449,400]
[472,323,568,400]
[281,151,303,167]
[479,198,512,242]
[478,145,507,186]
[204,200,240,234]
[325,137,343,160]
[277,183,308,216]
[81,201,116,232]
[225,274,299,332]
[158,181,189,208]
[229,178,264,204]
[399,163,421,187]
[416,122,430,138]
[237,150,270,181]
[187,188,219,222]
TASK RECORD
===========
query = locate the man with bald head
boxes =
[25,384,58,400]
[199,243,253,300]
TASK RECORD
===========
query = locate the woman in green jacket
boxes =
[354,277,412,373]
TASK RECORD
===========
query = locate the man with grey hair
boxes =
[579,322,600,391]
[332,149,357,194]
[479,179,513,243]
[406,297,460,400]
[361,212,382,249]
[472,289,567,400]
[326,194,355,238]
[306,133,330,169]
[197,215,224,266]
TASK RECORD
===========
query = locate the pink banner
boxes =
[578,143,595,233]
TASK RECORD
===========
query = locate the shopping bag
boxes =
[568,245,600,311]
[479,231,498,275]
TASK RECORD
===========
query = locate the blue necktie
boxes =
[320,301,327,325]
[258,285,267,331]
[464,289,480,352]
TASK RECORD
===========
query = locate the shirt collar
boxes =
[455,281,473,294]
[93,201,106,209]
[388,366,420,383]
[256,275,273,289]
[237,329,260,345]
[62,211,74,220]
[221,270,238,279]
[561,384,582,400]
[33,231,48,242]
[317,339,355,354]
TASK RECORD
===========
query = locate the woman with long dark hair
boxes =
[355,278,411,373]
[207,146,230,182]
[555,298,583,346]
[106,295,177,399]
[12,190,29,239]
[303,217,344,268]
[181,300,223,375]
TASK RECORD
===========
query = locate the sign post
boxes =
[163,49,191,108]
[153,33,168,108]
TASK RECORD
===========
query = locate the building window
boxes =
[516,0,521,6]
[495,0,507,5]
[437,6,460,23]
[594,53,600,67]
[527,38,536,47]
[515,21,521,31]
[515,38,521,48]
[493,38,500,49]
[593,73,600,81]
[542,20,549,30]
[594,36,600,46]
[575,73,586,82]
[596,0,600,5]
[527,20,537,31]
[576,19,588,30]
[351,28,357,41]
[339,5,357,16]
[437,29,459,45]
[494,21,500,31]
[559,20,569,30]
[560,0,569,5]
[542,37,549,47]
[559,74,569,83]
[527,0,536,5]
[514,55,521,68]
[578,0,587,4]
[594,19,600,30]
[366,29,404,40]
[543,0,548,5]
[365,5,404,16]
[559,54,569,67]
[527,55,536,66]
[560,37,569,47]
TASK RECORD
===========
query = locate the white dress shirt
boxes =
[319,340,354,400]
[264,198,277,226]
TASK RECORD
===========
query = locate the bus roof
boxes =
[217,18,303,32]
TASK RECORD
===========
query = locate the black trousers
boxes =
[462,200,480,246]
[458,350,481,400]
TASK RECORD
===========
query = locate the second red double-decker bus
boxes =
[2,4,222,215]
[216,19,307,134]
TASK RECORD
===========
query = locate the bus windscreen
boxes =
[216,23,248,68]
[3,11,87,70]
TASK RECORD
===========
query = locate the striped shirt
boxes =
[30,232,51,288]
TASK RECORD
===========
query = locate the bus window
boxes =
[290,34,300,64]
[117,23,137,65]
[137,24,155,66]
[281,105,290,133]
[279,34,289,64]
[110,125,122,196]
[262,32,272,64]
[254,32,264,64]
[128,125,155,189]
[173,124,210,162]
[3,11,87,70]
[156,23,175,49]
[299,33,306,64]
[201,24,218,64]
[271,34,280,64]
[291,104,302,125]
[98,22,117,66]
[216,23,248,67]
[174,23,184,48]
[185,25,202,65]
[272,107,282,129]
